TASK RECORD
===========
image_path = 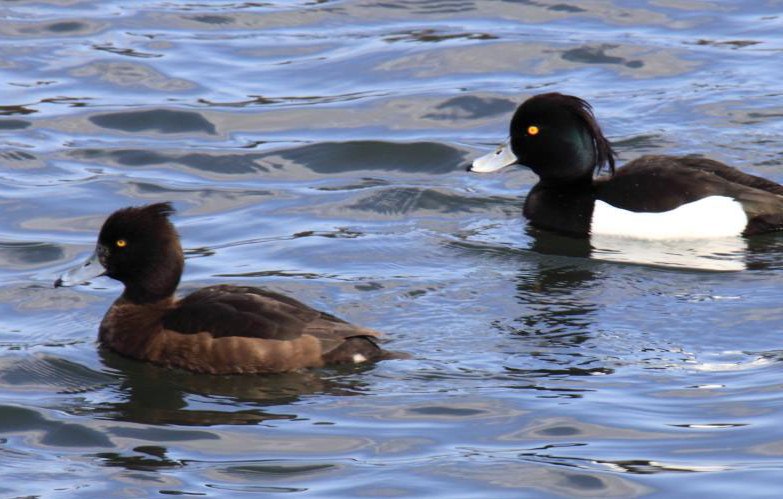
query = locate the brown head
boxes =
[55,203,184,304]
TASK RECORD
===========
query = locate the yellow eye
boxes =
[527,125,540,136]
[116,239,127,248]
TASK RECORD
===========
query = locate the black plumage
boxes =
[471,92,783,237]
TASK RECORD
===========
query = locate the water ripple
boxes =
[3,0,783,497]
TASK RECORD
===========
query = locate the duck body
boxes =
[98,285,383,375]
[56,203,388,374]
[471,93,783,239]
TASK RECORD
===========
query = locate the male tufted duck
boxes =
[55,203,391,374]
[469,92,783,238]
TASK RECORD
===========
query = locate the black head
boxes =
[509,93,615,183]
[95,202,183,303]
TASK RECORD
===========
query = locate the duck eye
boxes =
[116,239,127,248]
[527,125,540,136]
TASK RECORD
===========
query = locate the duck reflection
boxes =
[528,226,748,272]
[504,226,779,380]
[744,232,783,270]
[477,236,613,382]
[513,261,597,344]
[95,349,373,426]
[95,445,183,472]
[510,251,611,378]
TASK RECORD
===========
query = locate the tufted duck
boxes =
[55,203,392,374]
[469,92,783,238]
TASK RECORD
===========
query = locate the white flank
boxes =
[352,353,367,363]
[591,196,748,239]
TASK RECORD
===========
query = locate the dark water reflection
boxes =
[67,140,467,176]
[94,351,374,426]
[3,0,783,497]
[0,242,64,268]
[90,110,217,135]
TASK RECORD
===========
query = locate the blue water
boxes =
[2,1,783,497]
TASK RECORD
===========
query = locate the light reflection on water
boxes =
[2,0,783,497]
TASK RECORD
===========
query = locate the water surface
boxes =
[2,1,783,497]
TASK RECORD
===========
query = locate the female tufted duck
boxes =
[469,92,783,238]
[55,203,392,374]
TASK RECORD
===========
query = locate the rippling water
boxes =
[2,1,783,497]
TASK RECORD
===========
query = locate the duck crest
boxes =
[533,93,616,177]
[105,202,176,229]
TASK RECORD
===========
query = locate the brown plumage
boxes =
[55,203,392,374]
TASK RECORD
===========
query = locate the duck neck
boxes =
[120,261,182,305]
[536,173,594,190]
[121,284,177,305]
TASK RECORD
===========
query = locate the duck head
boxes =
[55,202,184,304]
[470,93,616,184]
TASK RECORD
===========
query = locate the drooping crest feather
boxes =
[534,93,617,176]
[141,202,176,219]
